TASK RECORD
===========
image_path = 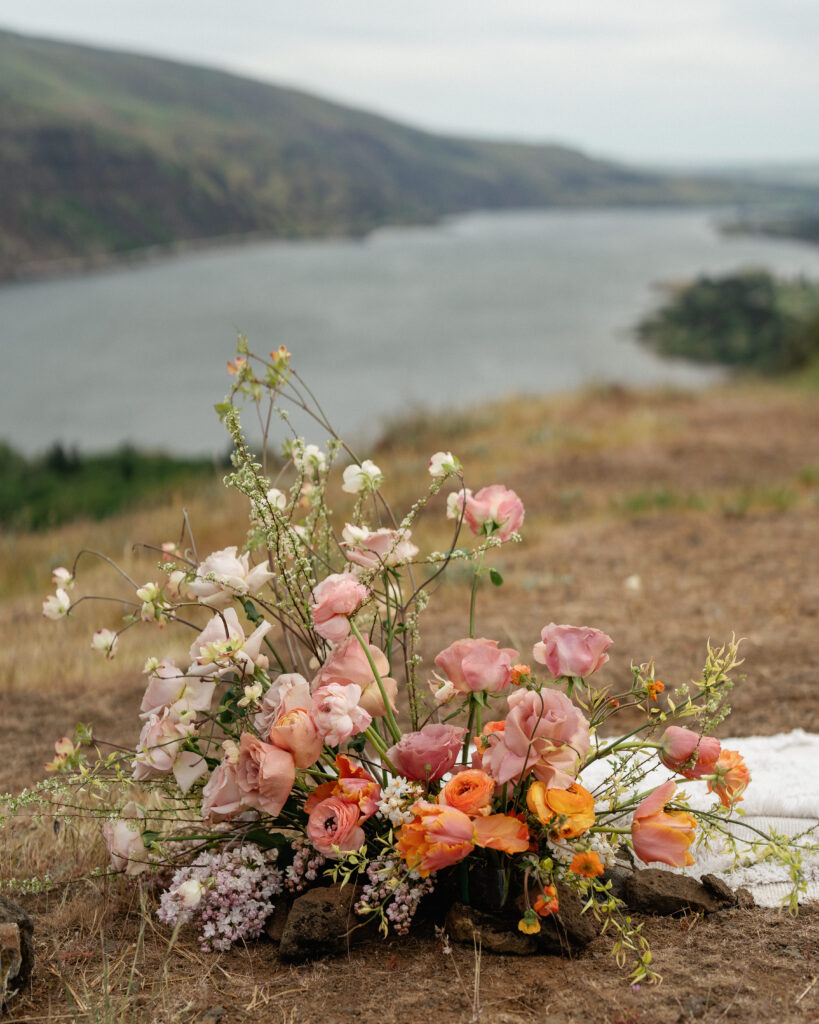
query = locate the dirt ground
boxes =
[2,383,818,1022]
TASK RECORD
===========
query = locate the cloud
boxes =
[1,0,817,161]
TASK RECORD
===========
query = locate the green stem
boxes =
[364,725,399,776]
[349,619,402,742]
[468,544,489,639]
[586,725,661,765]
[459,861,471,906]
[462,696,476,764]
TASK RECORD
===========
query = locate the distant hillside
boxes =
[0,29,809,280]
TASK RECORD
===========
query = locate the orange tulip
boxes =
[569,851,604,877]
[631,780,697,867]
[396,801,475,877]
[526,781,595,838]
[473,813,530,854]
[707,749,750,807]
[441,769,495,816]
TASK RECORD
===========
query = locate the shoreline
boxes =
[0,199,739,289]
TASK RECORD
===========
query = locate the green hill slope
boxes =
[0,29,804,279]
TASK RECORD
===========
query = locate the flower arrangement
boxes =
[35,342,812,983]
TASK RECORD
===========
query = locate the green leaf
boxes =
[489,569,504,587]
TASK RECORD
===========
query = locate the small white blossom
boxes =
[294,443,327,476]
[430,680,456,705]
[91,628,118,660]
[51,567,74,588]
[342,459,383,494]
[446,491,466,520]
[377,776,424,827]
[238,681,263,707]
[428,451,460,479]
[589,833,617,868]
[177,877,205,909]
[266,487,287,509]
[42,588,71,620]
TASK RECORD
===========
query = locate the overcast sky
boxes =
[2,1,817,165]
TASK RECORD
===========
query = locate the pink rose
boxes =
[201,761,247,821]
[310,573,370,643]
[481,688,590,788]
[450,485,525,542]
[434,638,520,694]
[312,633,398,717]
[306,797,365,857]
[235,733,295,817]
[341,524,419,570]
[270,708,324,769]
[533,623,613,680]
[659,727,721,780]
[253,673,312,737]
[311,683,372,745]
[386,723,466,781]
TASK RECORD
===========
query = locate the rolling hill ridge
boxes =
[0,29,806,279]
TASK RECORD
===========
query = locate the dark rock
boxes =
[735,886,756,909]
[264,899,291,944]
[625,870,722,916]
[0,896,33,1007]
[600,861,633,902]
[445,903,538,956]
[278,885,371,961]
[699,873,736,905]
[528,882,600,955]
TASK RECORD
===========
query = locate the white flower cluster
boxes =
[588,832,617,868]
[376,776,425,827]
[355,858,435,936]
[157,844,282,952]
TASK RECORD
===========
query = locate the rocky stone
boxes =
[0,896,34,1007]
[600,861,633,902]
[445,903,538,956]
[699,873,737,905]
[625,869,722,916]
[735,886,756,909]
[278,885,371,961]
[264,898,291,944]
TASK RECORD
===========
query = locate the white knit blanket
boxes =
[581,730,819,907]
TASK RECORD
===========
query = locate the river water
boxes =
[2,207,817,456]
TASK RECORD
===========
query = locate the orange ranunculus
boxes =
[526,781,595,838]
[441,769,495,816]
[569,850,604,877]
[473,813,530,854]
[707,749,750,807]
[631,780,697,867]
[304,754,381,820]
[534,885,559,916]
[396,800,475,877]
